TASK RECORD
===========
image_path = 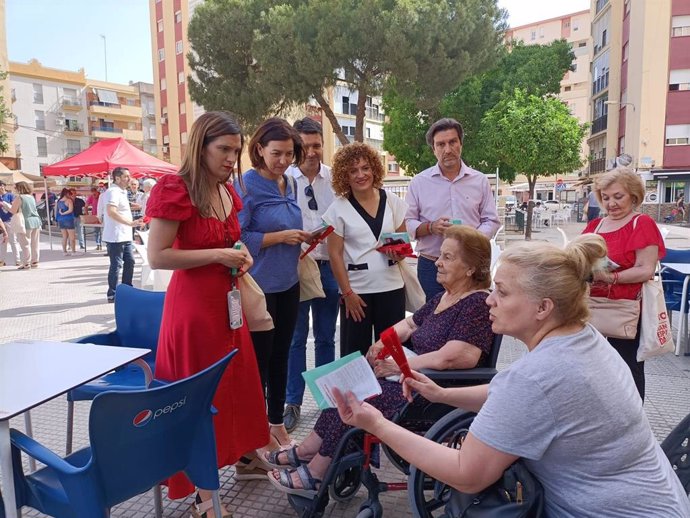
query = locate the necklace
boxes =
[210,184,232,248]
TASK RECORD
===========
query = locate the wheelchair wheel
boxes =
[408,409,477,518]
[329,465,363,502]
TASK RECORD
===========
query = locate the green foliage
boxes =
[478,88,586,238]
[0,69,10,155]
[188,0,506,141]
[383,39,575,176]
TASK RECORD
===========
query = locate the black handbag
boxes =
[442,449,544,517]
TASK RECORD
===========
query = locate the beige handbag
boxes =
[588,296,640,339]
[237,273,274,332]
[8,197,25,235]
[298,254,325,302]
[399,260,426,312]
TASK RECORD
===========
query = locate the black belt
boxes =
[315,259,329,266]
[348,263,368,271]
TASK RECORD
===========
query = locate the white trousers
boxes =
[0,226,20,265]
[16,228,40,266]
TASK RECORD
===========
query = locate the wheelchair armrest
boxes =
[419,367,497,383]
[72,332,119,346]
[10,429,81,475]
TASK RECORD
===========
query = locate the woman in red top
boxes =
[147,111,269,516]
[582,167,665,400]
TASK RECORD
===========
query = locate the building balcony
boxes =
[365,108,385,122]
[365,137,384,151]
[592,71,609,95]
[91,126,123,139]
[61,96,83,111]
[122,128,144,142]
[589,157,606,174]
[64,122,84,136]
[591,115,608,135]
[88,102,142,120]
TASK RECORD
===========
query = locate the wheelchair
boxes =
[404,405,690,517]
[286,334,503,518]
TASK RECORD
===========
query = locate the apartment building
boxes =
[85,79,144,148]
[9,60,89,174]
[133,81,157,156]
[504,10,592,203]
[588,0,690,218]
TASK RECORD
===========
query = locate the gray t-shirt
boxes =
[471,324,690,517]
[587,191,600,209]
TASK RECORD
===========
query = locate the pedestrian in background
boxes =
[283,118,338,433]
[86,186,102,250]
[56,188,76,256]
[70,188,86,250]
[0,181,19,267]
[586,186,601,222]
[7,182,41,269]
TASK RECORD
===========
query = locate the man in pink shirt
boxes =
[405,118,500,299]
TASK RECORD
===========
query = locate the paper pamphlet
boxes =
[302,352,382,410]
[379,232,411,246]
[384,347,418,382]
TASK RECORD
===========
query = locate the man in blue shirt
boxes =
[0,181,19,267]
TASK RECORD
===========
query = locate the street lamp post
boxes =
[100,34,108,82]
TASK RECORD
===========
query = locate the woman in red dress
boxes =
[147,111,269,516]
[583,167,665,400]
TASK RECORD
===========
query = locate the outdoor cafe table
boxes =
[660,262,690,356]
[0,340,151,518]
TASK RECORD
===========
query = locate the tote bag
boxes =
[298,253,326,302]
[237,274,274,332]
[637,277,675,361]
[399,260,426,313]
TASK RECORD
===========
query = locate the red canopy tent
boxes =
[42,137,178,178]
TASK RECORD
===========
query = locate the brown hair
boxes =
[443,225,492,289]
[179,111,244,217]
[331,142,386,197]
[426,118,464,147]
[248,117,303,170]
[499,234,608,327]
[15,181,33,195]
[594,167,645,207]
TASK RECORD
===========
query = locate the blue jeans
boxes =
[417,256,444,301]
[106,241,135,299]
[74,217,84,248]
[285,261,339,405]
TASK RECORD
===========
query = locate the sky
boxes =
[5,0,591,87]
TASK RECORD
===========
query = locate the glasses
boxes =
[304,185,318,211]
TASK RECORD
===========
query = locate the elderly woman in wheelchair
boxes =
[334,234,690,517]
[266,225,495,497]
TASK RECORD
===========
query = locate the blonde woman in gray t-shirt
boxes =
[332,234,690,518]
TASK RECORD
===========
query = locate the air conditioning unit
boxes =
[160,117,167,125]
[639,156,655,169]
[162,145,169,153]
[90,116,98,122]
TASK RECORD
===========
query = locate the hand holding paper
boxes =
[300,225,334,259]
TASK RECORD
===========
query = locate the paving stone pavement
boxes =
[2,224,690,517]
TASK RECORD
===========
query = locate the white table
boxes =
[0,340,151,518]
[81,222,103,254]
[660,262,690,355]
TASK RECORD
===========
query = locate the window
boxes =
[341,96,349,114]
[63,87,77,99]
[572,64,578,72]
[178,71,185,84]
[66,139,81,154]
[342,125,356,136]
[176,40,183,55]
[34,110,45,130]
[157,19,163,32]
[578,42,587,47]
[128,122,136,130]
[163,135,170,144]
[161,78,167,91]
[664,182,686,203]
[158,48,165,61]
[666,124,690,146]
[601,29,607,47]
[670,70,690,91]
[564,86,572,92]
[388,162,399,173]
[564,21,570,28]
[573,22,579,31]
[179,102,186,114]
[37,137,47,157]
[539,27,544,39]
[162,107,168,117]
[618,136,625,155]
[126,99,136,106]
[530,30,536,41]
[181,131,188,145]
[672,16,690,37]
[175,11,182,23]
[65,118,80,131]
[33,84,43,103]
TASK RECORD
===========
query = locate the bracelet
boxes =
[426,221,433,235]
[611,271,619,285]
[341,289,354,302]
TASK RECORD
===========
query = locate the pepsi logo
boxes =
[133,409,153,427]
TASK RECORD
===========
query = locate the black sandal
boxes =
[264,445,305,469]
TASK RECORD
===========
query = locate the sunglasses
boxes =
[305,185,318,211]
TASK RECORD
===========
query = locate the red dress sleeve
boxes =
[627,214,666,260]
[146,175,193,221]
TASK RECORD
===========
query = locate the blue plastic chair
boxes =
[660,249,690,334]
[9,349,238,518]
[66,283,166,454]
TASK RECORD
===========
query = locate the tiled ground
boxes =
[2,224,690,517]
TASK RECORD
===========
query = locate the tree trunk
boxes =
[354,89,367,143]
[525,175,537,240]
[314,91,349,146]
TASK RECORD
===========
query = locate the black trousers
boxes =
[250,282,301,424]
[340,287,406,357]
[608,332,645,401]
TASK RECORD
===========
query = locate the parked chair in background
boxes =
[65,284,165,454]
[660,248,690,337]
[9,350,238,518]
